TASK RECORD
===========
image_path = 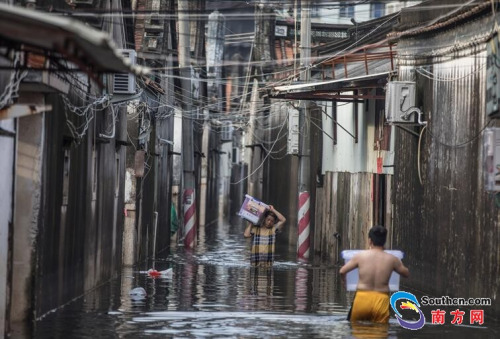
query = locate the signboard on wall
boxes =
[275,25,288,37]
[484,127,500,191]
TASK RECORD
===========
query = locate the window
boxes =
[339,5,354,18]
[371,2,385,18]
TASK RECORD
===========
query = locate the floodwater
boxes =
[32,217,499,338]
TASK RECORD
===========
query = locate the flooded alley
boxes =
[2,1,500,338]
[28,217,499,338]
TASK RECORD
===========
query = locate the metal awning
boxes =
[271,71,391,101]
[0,3,149,76]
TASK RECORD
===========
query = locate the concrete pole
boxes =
[247,79,261,198]
[0,119,15,338]
[297,0,311,260]
[178,0,197,248]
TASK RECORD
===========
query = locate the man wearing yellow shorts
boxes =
[339,225,410,323]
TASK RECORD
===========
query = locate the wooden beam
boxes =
[0,104,52,120]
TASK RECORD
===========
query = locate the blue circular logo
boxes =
[390,291,426,330]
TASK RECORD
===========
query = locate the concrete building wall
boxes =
[321,97,394,176]
[10,99,44,324]
[393,8,500,317]
[314,92,395,259]
[275,1,420,25]
[31,89,128,318]
[264,102,299,252]
[0,119,15,337]
[314,171,394,262]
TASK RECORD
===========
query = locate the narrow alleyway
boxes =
[19,216,497,338]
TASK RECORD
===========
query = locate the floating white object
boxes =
[146,268,173,279]
[129,287,147,300]
[341,250,404,291]
[159,268,173,278]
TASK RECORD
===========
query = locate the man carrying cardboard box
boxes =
[243,205,286,267]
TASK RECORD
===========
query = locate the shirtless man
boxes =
[339,225,410,323]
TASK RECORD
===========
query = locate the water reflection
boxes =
[29,218,500,338]
[351,322,390,339]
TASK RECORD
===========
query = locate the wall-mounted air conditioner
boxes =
[385,81,417,124]
[113,49,136,94]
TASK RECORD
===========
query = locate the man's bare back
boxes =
[339,226,410,323]
[340,248,410,292]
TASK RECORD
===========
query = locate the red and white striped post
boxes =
[297,191,310,259]
[183,188,196,248]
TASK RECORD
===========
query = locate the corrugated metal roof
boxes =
[273,71,391,92]
[0,3,149,76]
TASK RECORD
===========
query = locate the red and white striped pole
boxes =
[183,188,196,248]
[297,191,310,259]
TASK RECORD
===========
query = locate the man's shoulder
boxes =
[356,249,393,262]
[354,249,371,258]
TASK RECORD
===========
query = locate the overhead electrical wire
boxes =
[231,109,289,185]
[4,1,491,152]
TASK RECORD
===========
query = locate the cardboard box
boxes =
[238,194,269,225]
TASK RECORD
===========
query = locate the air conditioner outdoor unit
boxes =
[113,49,136,94]
[385,81,416,124]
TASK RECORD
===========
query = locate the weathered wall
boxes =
[0,118,15,337]
[136,93,173,262]
[314,172,391,263]
[33,91,127,318]
[314,91,395,262]
[264,102,299,253]
[394,11,500,317]
[10,99,44,324]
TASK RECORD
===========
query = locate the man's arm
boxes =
[394,258,410,278]
[244,223,253,238]
[269,205,286,231]
[339,255,359,285]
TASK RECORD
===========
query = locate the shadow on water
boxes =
[30,217,499,338]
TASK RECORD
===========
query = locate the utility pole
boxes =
[297,0,311,260]
[203,10,225,224]
[247,78,261,198]
[178,0,196,249]
[247,1,269,199]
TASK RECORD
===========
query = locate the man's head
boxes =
[368,225,387,247]
[262,210,278,228]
